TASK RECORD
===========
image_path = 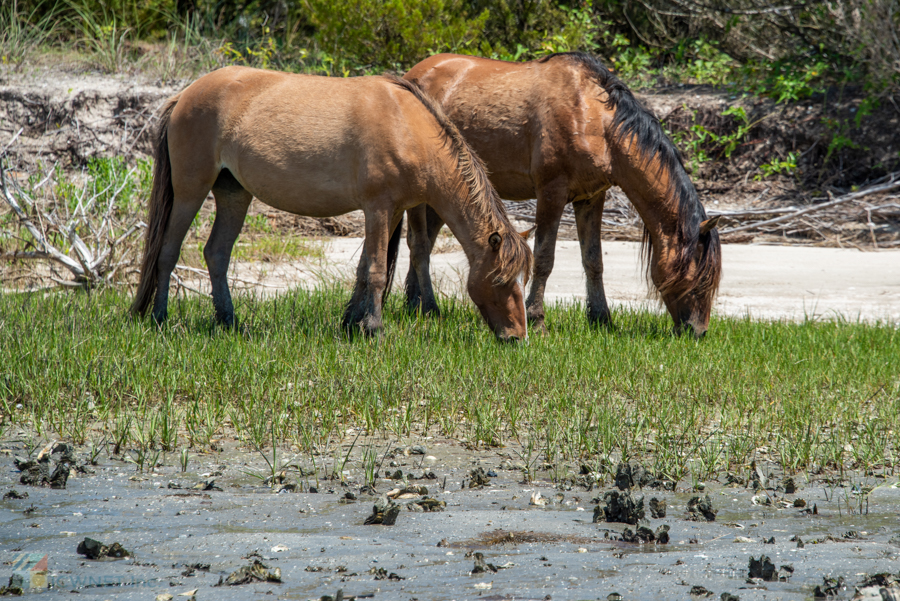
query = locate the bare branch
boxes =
[0,127,24,158]
[722,172,900,234]
[0,160,86,276]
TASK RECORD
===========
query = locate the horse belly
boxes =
[225,133,364,218]
[241,166,361,218]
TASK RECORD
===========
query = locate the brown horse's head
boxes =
[547,52,724,337]
[647,215,722,338]
[467,230,532,342]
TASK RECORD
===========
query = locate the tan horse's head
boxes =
[387,77,534,341]
[647,215,722,338]
[466,230,532,342]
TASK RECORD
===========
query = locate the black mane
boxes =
[539,52,706,230]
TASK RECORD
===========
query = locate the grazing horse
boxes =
[130,67,533,340]
[401,52,722,337]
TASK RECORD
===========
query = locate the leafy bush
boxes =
[304,0,489,70]
[6,0,897,94]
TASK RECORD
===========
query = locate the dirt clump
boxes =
[615,462,650,490]
[814,576,845,598]
[471,552,498,574]
[221,559,281,585]
[747,555,793,582]
[468,467,492,488]
[854,573,900,601]
[77,537,131,559]
[649,497,666,518]
[364,494,401,525]
[686,494,717,522]
[622,524,670,544]
[595,491,646,525]
[410,497,446,512]
[14,443,78,489]
[369,567,403,581]
[0,577,24,596]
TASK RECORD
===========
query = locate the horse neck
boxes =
[613,161,688,252]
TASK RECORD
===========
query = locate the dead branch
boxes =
[722,172,900,234]
[1,156,147,287]
[1,160,87,277]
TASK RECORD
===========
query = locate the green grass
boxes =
[0,287,898,483]
[232,235,324,263]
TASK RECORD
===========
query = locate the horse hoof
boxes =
[343,315,383,339]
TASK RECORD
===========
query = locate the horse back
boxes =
[166,67,445,216]
[405,54,614,201]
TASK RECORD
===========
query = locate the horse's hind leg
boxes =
[526,180,568,333]
[152,194,207,324]
[344,207,401,336]
[404,204,444,316]
[573,190,612,327]
[206,170,252,327]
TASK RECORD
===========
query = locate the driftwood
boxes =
[0,149,146,287]
[716,171,900,234]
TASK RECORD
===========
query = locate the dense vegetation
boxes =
[3,0,898,97]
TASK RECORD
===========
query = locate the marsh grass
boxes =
[0,287,897,483]
[0,0,60,70]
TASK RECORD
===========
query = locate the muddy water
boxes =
[2,442,899,600]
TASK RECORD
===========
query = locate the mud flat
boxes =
[2,441,899,600]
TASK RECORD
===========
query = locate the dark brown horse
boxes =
[401,52,722,337]
[131,67,533,340]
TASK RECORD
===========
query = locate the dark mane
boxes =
[386,75,533,285]
[539,52,721,305]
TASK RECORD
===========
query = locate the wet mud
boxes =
[2,439,900,600]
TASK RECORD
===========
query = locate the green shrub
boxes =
[304,0,489,70]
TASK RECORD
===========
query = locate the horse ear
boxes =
[519,226,536,240]
[489,232,502,251]
[699,215,721,234]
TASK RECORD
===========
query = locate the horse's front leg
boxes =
[526,180,568,333]
[343,208,397,336]
[573,190,612,327]
[404,204,444,316]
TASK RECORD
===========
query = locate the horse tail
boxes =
[131,94,180,317]
[382,213,404,305]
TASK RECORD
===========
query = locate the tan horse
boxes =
[130,67,533,340]
[402,52,722,337]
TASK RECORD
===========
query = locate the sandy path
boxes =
[223,239,900,323]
